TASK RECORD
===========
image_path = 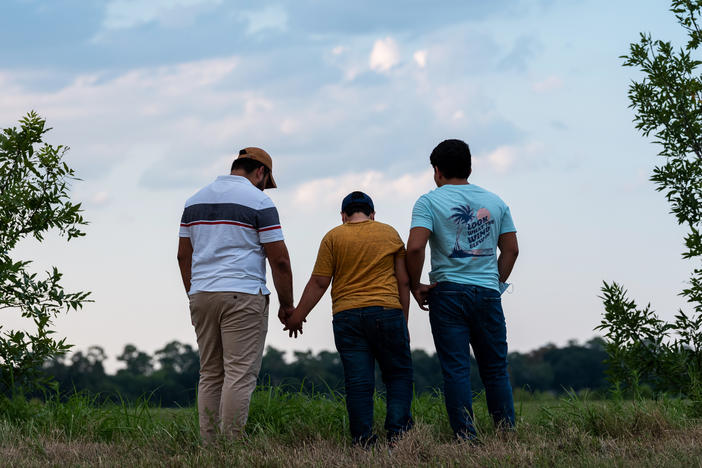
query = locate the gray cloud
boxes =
[0,0,556,74]
[2,0,541,193]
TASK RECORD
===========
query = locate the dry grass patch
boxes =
[2,421,702,467]
[2,393,702,466]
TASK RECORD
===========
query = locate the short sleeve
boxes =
[410,195,433,231]
[179,208,191,238]
[256,198,284,243]
[390,227,407,258]
[499,205,516,235]
[311,233,335,277]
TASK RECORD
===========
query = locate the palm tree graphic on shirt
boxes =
[449,205,474,254]
[449,204,494,258]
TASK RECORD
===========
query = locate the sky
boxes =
[1,0,696,371]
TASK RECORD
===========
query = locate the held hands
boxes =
[278,304,295,326]
[283,307,306,338]
[411,283,437,311]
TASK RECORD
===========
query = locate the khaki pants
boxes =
[189,291,269,442]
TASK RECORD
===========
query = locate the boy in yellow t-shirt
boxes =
[284,191,413,447]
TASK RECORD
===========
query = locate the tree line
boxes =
[37,338,609,406]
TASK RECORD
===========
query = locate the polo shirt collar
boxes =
[217,175,253,186]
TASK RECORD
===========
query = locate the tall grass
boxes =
[1,387,701,467]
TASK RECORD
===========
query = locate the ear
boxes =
[370,212,376,221]
[341,212,347,223]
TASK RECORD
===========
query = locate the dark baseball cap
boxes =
[341,191,374,213]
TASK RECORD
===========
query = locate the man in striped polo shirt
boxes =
[177,147,294,442]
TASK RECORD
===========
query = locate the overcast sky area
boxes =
[2,0,695,371]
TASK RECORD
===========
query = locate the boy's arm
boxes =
[406,227,435,310]
[497,232,519,283]
[284,274,331,338]
[394,255,410,322]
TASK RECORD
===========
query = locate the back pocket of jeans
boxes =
[376,312,408,346]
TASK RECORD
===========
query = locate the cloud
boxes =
[0,0,560,76]
[90,191,110,206]
[239,5,288,35]
[413,50,428,68]
[369,37,400,72]
[0,56,240,182]
[532,75,563,93]
[483,145,516,172]
[0,23,528,192]
[282,0,529,36]
[291,169,435,214]
[99,0,521,35]
[475,142,546,173]
[280,118,298,135]
[102,0,222,30]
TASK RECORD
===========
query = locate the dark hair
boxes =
[343,202,372,217]
[231,157,270,175]
[429,139,471,179]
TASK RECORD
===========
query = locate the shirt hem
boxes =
[429,278,500,293]
[189,285,271,295]
[331,299,402,315]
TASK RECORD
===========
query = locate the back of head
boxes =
[430,139,471,179]
[341,191,374,216]
[231,156,268,175]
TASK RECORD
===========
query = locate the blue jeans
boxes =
[428,282,515,438]
[332,306,414,445]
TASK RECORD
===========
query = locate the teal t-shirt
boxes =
[410,184,516,292]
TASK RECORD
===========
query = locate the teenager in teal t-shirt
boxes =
[406,139,519,441]
[411,184,516,292]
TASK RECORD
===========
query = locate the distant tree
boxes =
[117,344,154,376]
[37,340,612,405]
[45,346,110,396]
[0,112,89,395]
[155,340,198,376]
[287,349,344,394]
[599,0,702,398]
[70,346,107,379]
[543,339,608,392]
[150,341,199,406]
[508,346,555,392]
[259,346,288,387]
[111,345,157,402]
[411,349,444,394]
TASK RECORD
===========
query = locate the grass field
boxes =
[1,388,701,467]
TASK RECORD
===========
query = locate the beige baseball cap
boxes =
[236,147,277,189]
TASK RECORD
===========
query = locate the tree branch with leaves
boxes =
[0,112,90,395]
[598,0,702,402]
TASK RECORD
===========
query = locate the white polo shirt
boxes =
[179,175,284,295]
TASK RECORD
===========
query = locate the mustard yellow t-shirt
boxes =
[312,220,406,314]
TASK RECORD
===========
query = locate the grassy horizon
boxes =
[1,387,701,466]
